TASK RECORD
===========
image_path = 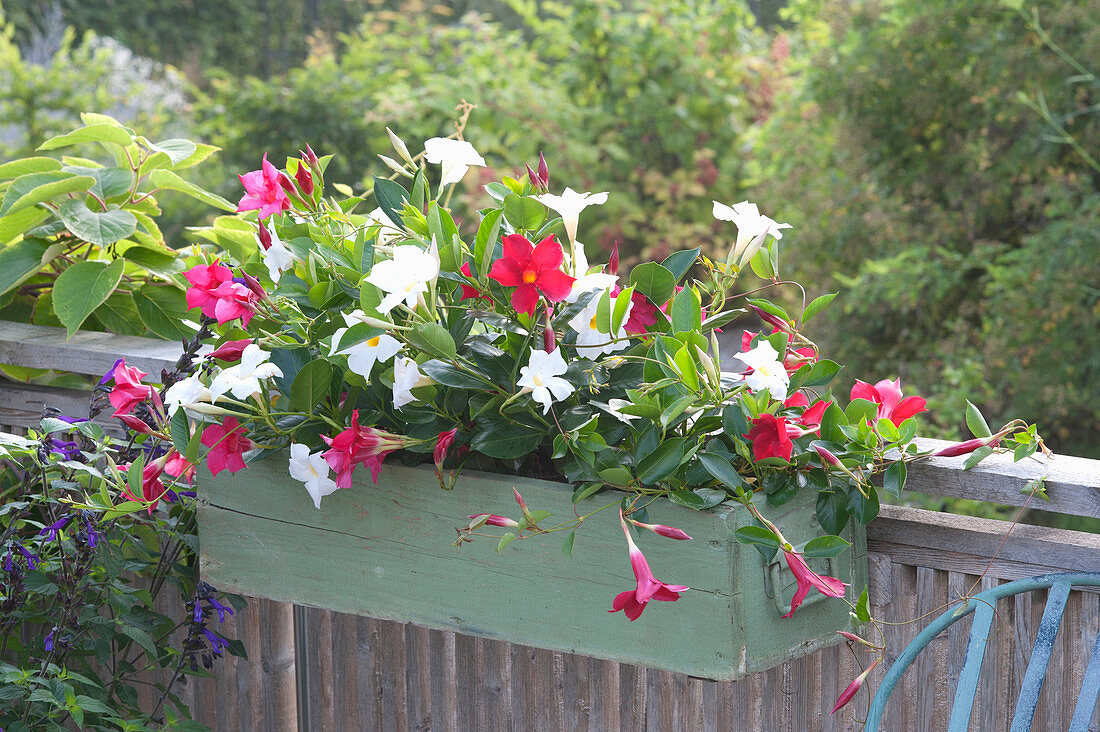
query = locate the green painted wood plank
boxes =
[198,455,865,680]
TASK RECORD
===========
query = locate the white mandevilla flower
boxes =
[736,339,790,401]
[517,348,575,414]
[328,309,372,355]
[366,207,401,247]
[392,356,425,409]
[164,374,212,416]
[568,290,633,359]
[261,223,295,283]
[535,188,609,244]
[340,334,402,378]
[423,137,486,187]
[712,200,792,268]
[288,443,339,510]
[209,344,283,401]
[364,245,440,314]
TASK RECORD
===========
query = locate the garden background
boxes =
[3,0,1097,519]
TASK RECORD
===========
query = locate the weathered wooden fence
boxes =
[2,322,1098,731]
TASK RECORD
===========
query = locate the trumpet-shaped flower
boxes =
[200,417,252,477]
[184,260,258,326]
[712,200,791,267]
[392,356,424,409]
[535,188,609,244]
[468,513,519,528]
[237,153,292,220]
[609,510,689,621]
[488,234,575,315]
[783,547,849,618]
[108,359,153,418]
[339,334,402,378]
[736,340,790,401]
[423,137,485,187]
[745,414,794,462]
[322,410,411,488]
[260,223,295,283]
[365,245,440,314]
[120,460,169,514]
[165,375,214,417]
[850,378,928,427]
[209,344,283,402]
[288,443,340,509]
[568,290,632,359]
[517,348,574,414]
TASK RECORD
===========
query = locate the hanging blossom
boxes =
[108,359,153,418]
[712,200,791,267]
[118,459,169,514]
[288,443,339,509]
[488,234,575,316]
[517,347,574,414]
[200,417,253,477]
[423,137,485,187]
[364,244,440,314]
[392,356,427,409]
[259,223,295,283]
[184,261,258,326]
[237,153,292,220]
[609,510,689,621]
[535,188,609,244]
[568,290,633,359]
[322,410,411,488]
[209,344,283,402]
[735,340,790,401]
[782,545,849,618]
[850,378,928,427]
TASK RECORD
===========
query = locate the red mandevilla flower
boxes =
[488,234,575,315]
[322,410,410,488]
[200,417,253,477]
[120,460,168,514]
[184,261,258,326]
[609,511,689,621]
[294,165,314,195]
[108,359,153,418]
[745,414,794,462]
[783,547,849,618]
[237,153,292,220]
[850,378,928,427]
[458,262,491,302]
[783,392,832,433]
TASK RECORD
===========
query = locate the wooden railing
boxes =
[1,322,1098,731]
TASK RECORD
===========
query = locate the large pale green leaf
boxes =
[502,194,547,231]
[58,199,137,247]
[0,207,49,243]
[37,123,134,151]
[148,169,236,212]
[0,238,61,296]
[52,259,125,336]
[147,138,197,164]
[91,290,146,336]
[0,172,96,217]
[133,285,195,341]
[0,157,62,179]
[62,166,135,200]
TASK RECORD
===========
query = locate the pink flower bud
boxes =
[208,338,254,363]
[628,517,692,541]
[117,414,153,435]
[933,435,1002,457]
[831,657,881,714]
[468,513,519,528]
[513,487,529,515]
[257,223,272,250]
[609,242,620,275]
[525,163,540,187]
[302,144,320,168]
[240,272,269,304]
[813,444,843,467]
[543,305,557,353]
[537,151,549,188]
[294,165,314,194]
[748,304,791,333]
[278,172,296,195]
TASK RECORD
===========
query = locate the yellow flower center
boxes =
[589,316,600,330]
[532,374,544,386]
[522,269,538,284]
[367,336,381,347]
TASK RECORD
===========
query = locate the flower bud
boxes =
[628,517,692,541]
[748,304,791,334]
[294,165,314,195]
[813,444,843,467]
[117,414,153,435]
[301,144,320,168]
[386,128,414,165]
[208,339,254,363]
[240,272,270,304]
[543,305,557,352]
[257,223,272,250]
[932,434,1004,457]
[609,242,620,275]
[468,513,519,528]
[278,173,297,195]
[537,151,549,188]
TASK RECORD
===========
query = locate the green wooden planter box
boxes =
[198,456,867,680]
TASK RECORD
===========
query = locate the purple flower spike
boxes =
[39,515,71,542]
[16,544,39,570]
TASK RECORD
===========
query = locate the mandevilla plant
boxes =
[77,123,1047,711]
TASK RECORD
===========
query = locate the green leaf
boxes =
[846,485,880,524]
[816,490,849,536]
[661,247,700,282]
[672,345,700,391]
[38,123,134,151]
[0,171,96,217]
[117,624,158,659]
[0,237,61,296]
[502,194,546,231]
[133,285,194,341]
[722,404,748,439]
[845,399,878,427]
[290,359,334,411]
[572,482,603,503]
[420,359,489,389]
[635,438,687,485]
[0,156,62,178]
[697,452,744,490]
[0,206,49,243]
[408,322,458,361]
[373,176,409,231]
[170,408,191,456]
[964,446,995,470]
[883,460,906,498]
[669,489,706,510]
[148,138,197,164]
[733,525,781,550]
[628,262,676,306]
[62,165,135,200]
[965,400,992,438]
[802,293,837,323]
[597,467,633,485]
[819,402,848,444]
[474,208,504,278]
[669,286,702,333]
[854,586,871,623]
[496,532,516,552]
[802,534,851,558]
[58,199,137,247]
[52,259,125,336]
[800,359,843,388]
[147,169,236,212]
[561,531,576,557]
[92,290,145,335]
[470,419,543,459]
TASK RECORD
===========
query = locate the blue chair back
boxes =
[865,572,1100,731]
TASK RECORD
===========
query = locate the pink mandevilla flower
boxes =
[782,547,849,618]
[108,359,153,418]
[850,378,928,427]
[744,414,794,462]
[184,261,258,326]
[237,153,292,220]
[200,417,253,477]
[164,450,196,483]
[609,510,689,621]
[321,410,409,488]
[119,460,168,514]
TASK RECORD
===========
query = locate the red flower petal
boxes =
[534,269,575,303]
[510,283,539,315]
[529,235,564,271]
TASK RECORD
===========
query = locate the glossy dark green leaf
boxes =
[661,247,700,283]
[372,176,409,231]
[733,525,781,549]
[291,359,334,411]
[629,262,676,306]
[801,534,851,558]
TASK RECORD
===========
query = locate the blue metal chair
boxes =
[865,572,1100,731]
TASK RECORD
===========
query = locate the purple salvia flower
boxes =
[208,597,234,623]
[98,358,124,387]
[44,629,55,652]
[3,548,13,572]
[16,543,39,570]
[202,627,230,655]
[55,414,88,425]
[50,439,81,460]
[39,516,71,542]
[81,511,100,548]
